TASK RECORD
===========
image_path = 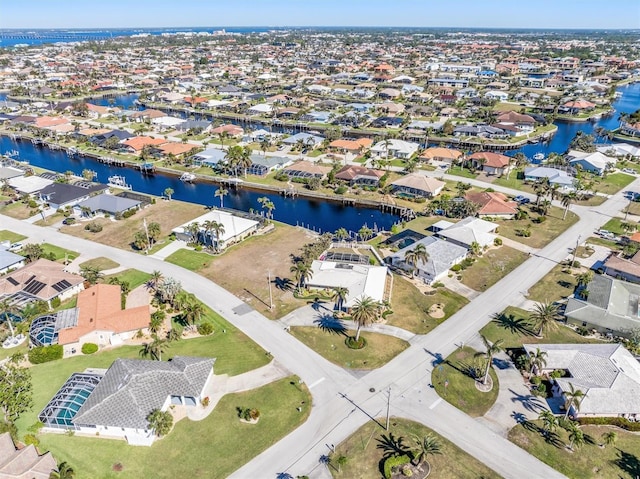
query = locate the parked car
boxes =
[622,168,636,174]
[514,195,530,204]
[8,242,22,252]
[598,230,615,239]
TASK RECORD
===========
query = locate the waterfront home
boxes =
[121,136,167,153]
[562,99,596,114]
[428,78,469,89]
[8,174,54,195]
[620,121,640,138]
[191,147,227,168]
[495,111,536,133]
[386,236,467,285]
[247,103,274,116]
[76,193,142,216]
[435,216,498,248]
[567,150,616,175]
[131,109,166,122]
[0,245,25,275]
[484,90,509,101]
[282,132,325,149]
[39,356,215,446]
[29,283,150,354]
[151,115,186,130]
[465,191,519,218]
[0,259,84,307]
[328,138,373,156]
[0,166,25,181]
[175,119,213,133]
[172,210,259,249]
[597,142,640,159]
[390,174,445,198]
[247,154,292,176]
[335,165,384,187]
[154,141,199,158]
[90,129,133,148]
[524,343,640,419]
[524,166,575,188]
[282,160,331,179]
[0,433,57,479]
[38,182,108,209]
[370,139,419,159]
[564,274,640,338]
[602,252,640,284]
[454,124,508,139]
[419,147,464,166]
[468,151,512,175]
[307,260,388,309]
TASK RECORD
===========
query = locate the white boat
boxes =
[533,152,545,162]
[180,172,196,182]
[107,175,132,190]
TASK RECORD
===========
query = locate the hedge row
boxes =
[577,416,640,431]
[28,345,63,364]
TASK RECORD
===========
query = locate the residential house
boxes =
[121,136,166,154]
[370,139,419,159]
[524,166,575,188]
[282,132,325,149]
[420,147,464,166]
[465,191,519,218]
[495,111,536,134]
[328,138,373,156]
[172,210,259,250]
[246,154,292,176]
[524,343,640,419]
[38,182,108,209]
[39,356,215,445]
[0,432,57,479]
[603,252,640,284]
[335,165,384,187]
[435,216,498,248]
[0,245,25,275]
[76,193,142,216]
[282,161,331,179]
[468,152,512,176]
[567,150,616,176]
[390,174,445,198]
[386,236,467,284]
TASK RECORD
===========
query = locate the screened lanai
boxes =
[39,372,103,429]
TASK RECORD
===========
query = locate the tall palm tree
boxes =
[290,261,312,293]
[50,461,75,479]
[576,271,593,289]
[403,243,429,277]
[139,334,169,361]
[563,382,586,420]
[214,188,228,208]
[332,287,349,312]
[475,334,504,386]
[350,295,379,342]
[528,347,548,375]
[209,221,226,251]
[147,270,164,292]
[186,221,201,244]
[149,311,165,334]
[410,434,442,467]
[538,410,558,437]
[182,299,205,327]
[561,191,577,220]
[334,227,349,242]
[258,196,275,219]
[529,301,561,338]
[567,422,585,450]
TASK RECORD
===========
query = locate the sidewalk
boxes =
[150,239,188,260]
[439,275,481,300]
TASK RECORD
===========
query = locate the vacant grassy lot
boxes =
[460,247,528,292]
[480,306,602,349]
[431,346,499,417]
[78,257,119,271]
[509,422,640,479]
[37,376,310,479]
[103,269,151,290]
[386,276,469,334]
[196,224,315,319]
[495,206,579,249]
[332,418,500,479]
[527,264,578,303]
[595,172,635,195]
[40,243,79,262]
[165,248,214,271]
[0,229,26,243]
[290,326,409,369]
[60,200,204,252]
[0,201,35,219]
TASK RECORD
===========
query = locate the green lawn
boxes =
[602,217,629,236]
[509,422,640,479]
[491,171,531,191]
[78,257,119,271]
[480,306,602,349]
[289,326,409,369]
[495,206,579,249]
[586,236,620,250]
[332,418,500,479]
[596,172,635,195]
[40,243,79,262]
[386,276,469,334]
[446,167,477,179]
[527,264,577,303]
[102,269,152,289]
[431,346,499,417]
[37,376,311,479]
[164,248,214,271]
[0,230,27,243]
[460,247,528,292]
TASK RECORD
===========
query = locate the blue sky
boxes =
[2,0,639,29]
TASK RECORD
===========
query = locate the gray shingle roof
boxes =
[77,193,141,215]
[73,356,214,430]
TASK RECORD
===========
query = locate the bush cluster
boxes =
[84,221,103,233]
[578,416,640,431]
[81,343,98,354]
[383,454,411,479]
[197,322,214,336]
[122,209,137,219]
[28,345,63,364]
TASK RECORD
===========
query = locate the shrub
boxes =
[335,185,348,195]
[28,345,63,364]
[194,244,203,251]
[402,465,413,477]
[534,216,546,224]
[383,454,411,479]
[122,209,136,218]
[345,336,366,349]
[197,322,214,336]
[23,433,39,447]
[494,237,503,246]
[50,297,61,309]
[576,327,590,336]
[450,264,462,272]
[81,343,98,354]
[201,396,210,407]
[64,217,76,225]
[432,281,444,288]
[578,416,640,432]
[84,221,103,233]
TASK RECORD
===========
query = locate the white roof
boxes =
[524,343,640,416]
[172,210,258,243]
[597,143,640,158]
[524,166,575,186]
[8,175,54,194]
[437,217,497,248]
[371,139,419,156]
[307,260,387,307]
[151,116,186,127]
[568,150,616,170]
[247,103,273,113]
[388,236,467,280]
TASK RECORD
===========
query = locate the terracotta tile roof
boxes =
[57,284,150,345]
[156,142,198,156]
[34,116,69,128]
[211,124,244,136]
[329,138,373,151]
[466,191,518,215]
[468,151,511,168]
[420,147,463,161]
[122,136,166,151]
[335,165,384,181]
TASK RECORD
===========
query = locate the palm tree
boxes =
[538,410,558,437]
[259,137,270,156]
[410,434,442,467]
[50,461,75,479]
[601,430,617,448]
[332,287,349,312]
[403,243,428,277]
[563,382,586,420]
[209,221,226,251]
[147,270,164,292]
[358,224,374,241]
[215,187,228,208]
[469,241,482,257]
[334,227,349,242]
[258,196,275,219]
[529,301,561,338]
[139,334,169,361]
[182,299,205,327]
[164,187,174,201]
[475,334,504,386]
[149,311,165,334]
[186,221,201,244]
[567,423,585,451]
[528,347,548,375]
[350,295,379,342]
[561,191,577,220]
[290,261,312,293]
[576,271,593,289]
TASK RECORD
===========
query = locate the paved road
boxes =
[2,177,633,479]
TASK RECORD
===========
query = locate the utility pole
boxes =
[571,234,581,268]
[143,217,151,254]
[385,386,391,431]
[268,270,274,310]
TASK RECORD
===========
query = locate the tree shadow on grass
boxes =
[614,449,640,478]
[544,431,564,448]
[491,312,535,336]
[274,276,294,291]
[314,314,347,335]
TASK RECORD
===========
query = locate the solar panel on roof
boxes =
[24,280,46,295]
[7,277,19,286]
[26,275,36,284]
[52,279,72,292]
